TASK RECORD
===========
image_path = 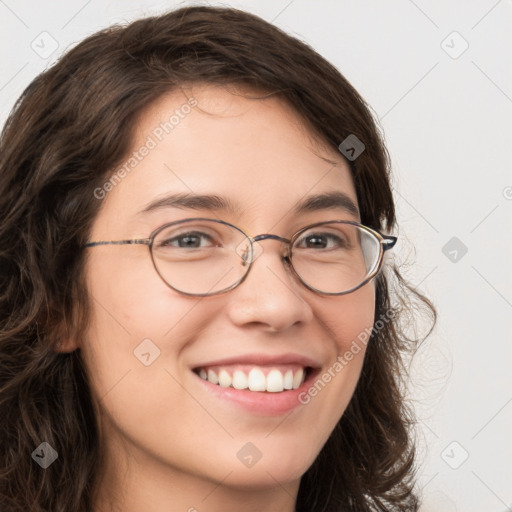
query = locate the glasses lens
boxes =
[150,220,383,296]
[151,220,250,295]
[290,222,381,294]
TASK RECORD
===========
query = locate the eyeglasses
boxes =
[84,218,397,296]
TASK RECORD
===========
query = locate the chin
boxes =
[213,443,319,490]
[221,461,310,491]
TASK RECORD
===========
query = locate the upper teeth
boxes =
[197,367,305,392]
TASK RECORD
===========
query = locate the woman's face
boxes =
[76,85,375,500]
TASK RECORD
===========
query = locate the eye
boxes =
[159,231,219,249]
[295,232,349,250]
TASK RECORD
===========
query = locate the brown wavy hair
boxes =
[0,6,435,511]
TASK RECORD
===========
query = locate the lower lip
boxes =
[193,370,318,416]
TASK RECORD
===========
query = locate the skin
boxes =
[61,84,376,512]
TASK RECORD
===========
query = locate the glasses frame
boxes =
[84,218,397,297]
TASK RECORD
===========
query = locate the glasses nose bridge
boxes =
[245,233,292,264]
[252,233,290,245]
[251,233,291,256]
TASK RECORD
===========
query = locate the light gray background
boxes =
[1,1,511,510]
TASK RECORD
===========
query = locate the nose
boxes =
[225,238,314,332]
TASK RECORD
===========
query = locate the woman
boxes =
[0,6,435,511]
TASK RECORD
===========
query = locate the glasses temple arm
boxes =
[83,239,151,248]
[381,236,398,251]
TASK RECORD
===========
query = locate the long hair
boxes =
[0,6,435,511]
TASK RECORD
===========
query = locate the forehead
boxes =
[97,84,357,230]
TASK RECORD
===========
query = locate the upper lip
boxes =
[192,353,322,370]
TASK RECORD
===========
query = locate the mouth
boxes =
[193,364,314,393]
[190,355,322,415]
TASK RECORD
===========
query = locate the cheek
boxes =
[324,282,376,356]
[300,283,375,432]
[79,252,214,404]
[83,248,210,340]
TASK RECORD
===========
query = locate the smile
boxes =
[191,353,322,415]
[194,364,309,393]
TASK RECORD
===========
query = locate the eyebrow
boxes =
[292,191,359,217]
[138,191,359,218]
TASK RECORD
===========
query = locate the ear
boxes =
[53,337,80,353]
[45,315,81,353]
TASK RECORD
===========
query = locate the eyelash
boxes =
[295,233,349,249]
[159,231,218,248]
[159,231,349,250]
